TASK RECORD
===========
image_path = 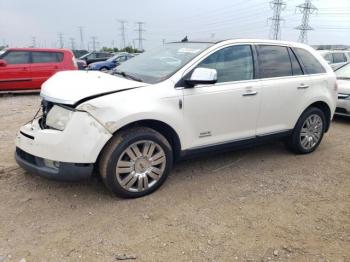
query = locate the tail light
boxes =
[72,57,78,69]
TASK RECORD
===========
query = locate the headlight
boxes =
[46,105,73,131]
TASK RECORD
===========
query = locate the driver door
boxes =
[181,44,261,149]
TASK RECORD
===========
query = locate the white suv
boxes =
[15,39,337,198]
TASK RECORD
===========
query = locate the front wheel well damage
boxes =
[96,120,182,169]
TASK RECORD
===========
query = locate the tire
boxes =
[99,127,173,198]
[100,67,108,72]
[287,107,326,154]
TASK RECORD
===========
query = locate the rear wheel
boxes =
[100,67,109,72]
[99,127,173,198]
[287,107,326,154]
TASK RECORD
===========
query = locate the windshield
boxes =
[116,42,213,84]
[336,63,350,79]
[107,54,122,62]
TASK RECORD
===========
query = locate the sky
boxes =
[0,0,349,50]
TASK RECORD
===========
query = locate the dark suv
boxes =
[79,51,114,65]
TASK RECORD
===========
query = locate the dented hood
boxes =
[40,71,148,105]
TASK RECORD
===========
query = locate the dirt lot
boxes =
[0,94,349,262]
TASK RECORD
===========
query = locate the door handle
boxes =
[242,91,258,97]
[297,84,309,89]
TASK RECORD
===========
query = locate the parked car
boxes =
[0,48,77,91]
[79,51,114,65]
[76,59,87,70]
[334,62,350,116]
[72,49,88,59]
[15,39,337,198]
[87,53,134,72]
[318,50,350,70]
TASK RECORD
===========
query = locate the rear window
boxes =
[2,51,30,64]
[258,45,293,78]
[294,48,326,74]
[333,53,347,63]
[31,51,64,63]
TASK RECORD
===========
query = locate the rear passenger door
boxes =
[30,51,64,89]
[0,50,31,91]
[256,45,308,135]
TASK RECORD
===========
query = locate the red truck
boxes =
[0,48,78,91]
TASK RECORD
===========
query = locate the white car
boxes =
[318,50,350,70]
[15,39,337,198]
[335,62,350,116]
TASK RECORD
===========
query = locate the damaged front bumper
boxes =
[15,110,112,181]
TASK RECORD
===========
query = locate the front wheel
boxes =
[287,107,326,154]
[99,127,173,198]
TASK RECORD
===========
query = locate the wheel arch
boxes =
[304,101,332,132]
[98,119,182,162]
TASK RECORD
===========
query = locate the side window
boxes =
[32,52,63,63]
[198,45,254,83]
[294,48,326,74]
[333,53,346,63]
[258,45,292,78]
[87,53,97,59]
[2,51,30,64]
[288,48,303,76]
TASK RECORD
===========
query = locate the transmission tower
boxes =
[295,0,317,43]
[118,20,127,49]
[69,37,76,50]
[268,0,286,40]
[78,26,85,49]
[90,36,98,51]
[135,22,146,51]
[31,36,36,48]
[58,33,64,48]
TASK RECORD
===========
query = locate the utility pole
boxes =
[268,0,286,40]
[162,39,166,45]
[69,37,76,50]
[135,22,146,51]
[31,36,36,48]
[78,26,85,49]
[295,0,317,43]
[118,20,127,49]
[58,32,64,48]
[90,36,98,51]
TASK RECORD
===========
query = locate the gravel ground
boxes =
[0,94,349,262]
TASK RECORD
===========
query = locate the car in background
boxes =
[76,59,87,70]
[318,50,350,70]
[79,51,114,65]
[72,49,88,58]
[0,48,77,91]
[335,62,350,116]
[87,53,134,72]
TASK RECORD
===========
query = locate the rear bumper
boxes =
[15,147,93,181]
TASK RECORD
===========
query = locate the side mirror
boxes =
[185,68,217,87]
[0,59,7,67]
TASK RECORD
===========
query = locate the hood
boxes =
[337,79,350,94]
[40,71,148,105]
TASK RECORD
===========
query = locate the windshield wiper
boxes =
[114,71,143,82]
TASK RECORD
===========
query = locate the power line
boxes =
[295,0,318,43]
[135,22,146,51]
[268,0,286,40]
[118,20,127,49]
